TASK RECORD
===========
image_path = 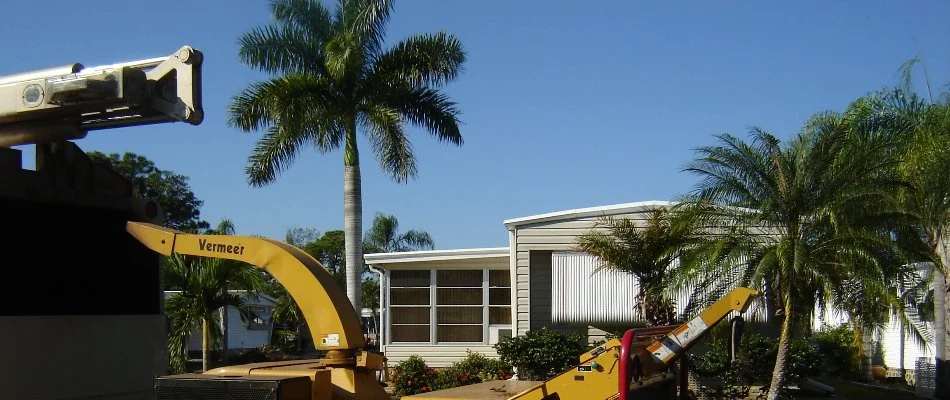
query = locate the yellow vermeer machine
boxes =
[0,41,758,400]
[128,221,759,400]
[127,222,391,400]
[1,42,760,400]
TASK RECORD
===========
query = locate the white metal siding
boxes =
[881,320,935,371]
[552,252,639,324]
[228,305,273,350]
[550,252,769,325]
[383,345,499,368]
[512,207,674,335]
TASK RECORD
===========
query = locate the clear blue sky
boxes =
[2,1,948,250]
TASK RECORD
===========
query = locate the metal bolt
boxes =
[177,48,191,62]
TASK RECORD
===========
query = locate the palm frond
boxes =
[369,84,463,146]
[400,230,435,251]
[227,74,340,133]
[338,0,393,58]
[363,211,396,252]
[370,31,465,88]
[228,75,345,186]
[245,126,313,187]
[363,104,417,183]
[238,1,328,75]
[271,0,334,44]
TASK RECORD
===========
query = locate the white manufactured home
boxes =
[163,290,277,353]
[366,200,937,376]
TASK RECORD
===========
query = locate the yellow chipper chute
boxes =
[127,222,389,400]
[402,287,760,400]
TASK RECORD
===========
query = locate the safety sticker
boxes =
[321,333,340,347]
[674,316,708,346]
[647,336,680,364]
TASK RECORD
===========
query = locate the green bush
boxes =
[431,350,514,391]
[786,337,820,383]
[691,332,820,397]
[813,325,860,378]
[433,368,480,391]
[390,355,437,396]
[494,327,587,381]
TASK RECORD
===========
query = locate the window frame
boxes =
[389,270,433,344]
[246,305,271,331]
[386,268,511,345]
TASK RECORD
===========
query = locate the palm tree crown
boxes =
[677,106,910,399]
[363,212,435,253]
[163,219,268,373]
[228,0,466,310]
[576,208,699,326]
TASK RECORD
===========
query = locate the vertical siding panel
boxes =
[551,252,639,324]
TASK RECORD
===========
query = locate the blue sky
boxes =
[2,1,948,250]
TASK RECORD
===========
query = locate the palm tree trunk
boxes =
[859,325,874,382]
[202,317,209,372]
[343,120,362,312]
[934,235,949,399]
[766,298,793,400]
[220,307,228,356]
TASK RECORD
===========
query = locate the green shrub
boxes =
[691,332,820,397]
[432,351,515,391]
[494,327,587,381]
[813,324,860,378]
[786,337,820,383]
[476,356,515,382]
[390,355,437,396]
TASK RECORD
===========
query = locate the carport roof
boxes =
[363,247,509,265]
[502,200,677,229]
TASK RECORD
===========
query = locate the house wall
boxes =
[511,209,666,336]
[186,304,273,352]
[227,304,274,351]
[173,292,275,353]
[373,253,510,367]
[383,345,500,368]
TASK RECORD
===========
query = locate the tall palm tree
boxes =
[363,212,435,253]
[576,208,700,326]
[860,58,950,395]
[675,107,908,400]
[163,220,268,372]
[228,0,466,311]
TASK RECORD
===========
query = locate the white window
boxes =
[247,305,271,331]
[390,270,431,343]
[389,269,511,344]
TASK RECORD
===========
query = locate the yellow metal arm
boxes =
[405,287,761,400]
[646,286,759,367]
[127,222,365,351]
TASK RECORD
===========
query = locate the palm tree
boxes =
[228,0,466,312]
[163,219,269,372]
[576,208,699,326]
[363,212,435,253]
[267,227,317,353]
[859,58,950,395]
[675,107,908,399]
[267,278,308,354]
